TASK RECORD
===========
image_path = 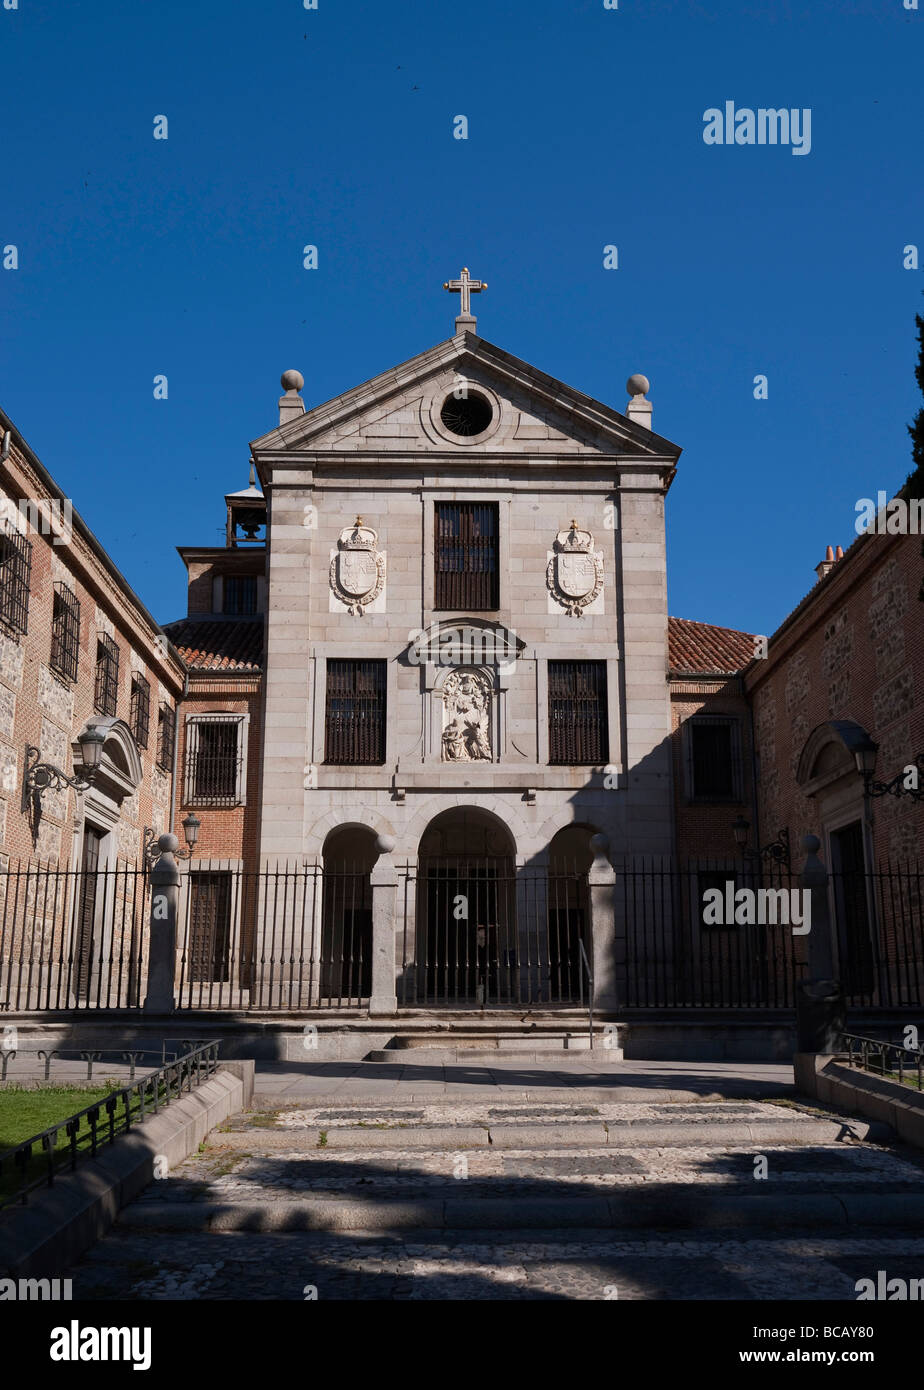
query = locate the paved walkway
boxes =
[252,1056,796,1105]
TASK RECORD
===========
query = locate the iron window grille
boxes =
[223,575,257,616]
[686,716,743,802]
[548,660,609,765]
[50,582,80,683]
[0,522,33,635]
[325,660,386,765]
[184,715,246,806]
[434,502,499,611]
[156,704,176,773]
[130,674,151,749]
[94,634,120,717]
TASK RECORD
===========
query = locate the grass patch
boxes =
[0,1078,171,1205]
[317,1130,328,1148]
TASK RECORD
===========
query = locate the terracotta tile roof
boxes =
[668,616,755,675]
[163,618,264,672]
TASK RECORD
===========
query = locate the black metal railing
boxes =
[398,858,592,1007]
[618,857,807,1009]
[0,857,921,1014]
[0,861,149,1010]
[0,1040,220,1208]
[838,1031,924,1090]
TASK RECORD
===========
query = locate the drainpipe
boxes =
[168,669,188,835]
[1,432,10,463]
[747,693,762,855]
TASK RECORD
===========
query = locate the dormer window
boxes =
[224,576,257,616]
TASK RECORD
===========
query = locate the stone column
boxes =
[795,834,844,1053]
[143,834,180,1013]
[369,835,398,1015]
[588,833,619,1012]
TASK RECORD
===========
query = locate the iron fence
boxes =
[0,855,921,1013]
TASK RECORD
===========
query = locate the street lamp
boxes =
[854,737,924,802]
[24,725,106,801]
[143,813,201,864]
[731,815,791,868]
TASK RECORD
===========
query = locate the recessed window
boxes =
[50,582,80,683]
[440,391,493,437]
[156,704,176,773]
[184,714,247,806]
[686,716,742,801]
[94,634,119,717]
[130,674,151,749]
[0,523,32,635]
[434,502,499,611]
[325,660,386,765]
[548,660,609,765]
[224,575,257,616]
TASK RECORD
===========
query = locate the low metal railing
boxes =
[0,1039,220,1208]
[839,1031,924,1090]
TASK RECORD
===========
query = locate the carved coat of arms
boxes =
[329,517,386,616]
[546,520,604,616]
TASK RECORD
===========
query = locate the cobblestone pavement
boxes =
[62,1093,924,1301]
[69,1229,924,1301]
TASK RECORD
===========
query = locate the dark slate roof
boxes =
[162,618,264,672]
[668,616,755,675]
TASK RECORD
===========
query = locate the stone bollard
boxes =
[143,833,181,1013]
[369,834,398,1015]
[588,833,619,1013]
[795,834,844,1053]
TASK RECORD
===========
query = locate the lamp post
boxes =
[731,815,791,869]
[143,813,200,865]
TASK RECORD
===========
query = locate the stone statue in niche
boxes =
[441,670,492,761]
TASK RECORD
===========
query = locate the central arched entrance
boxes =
[413,808,516,1005]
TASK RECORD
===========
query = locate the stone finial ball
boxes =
[158,833,179,853]
[626,374,650,398]
[802,834,821,854]
[375,833,397,855]
[589,832,610,855]
[281,369,304,392]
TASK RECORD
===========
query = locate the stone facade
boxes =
[250,330,680,868]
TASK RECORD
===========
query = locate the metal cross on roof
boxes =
[443,266,487,318]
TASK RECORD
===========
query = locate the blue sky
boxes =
[2,0,922,637]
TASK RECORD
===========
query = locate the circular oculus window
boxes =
[439,390,494,438]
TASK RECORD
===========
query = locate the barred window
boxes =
[434,502,499,611]
[184,715,246,806]
[686,717,742,801]
[224,575,257,616]
[325,660,386,765]
[156,703,176,773]
[0,523,33,635]
[94,634,119,717]
[50,582,80,682]
[130,673,151,749]
[548,660,609,765]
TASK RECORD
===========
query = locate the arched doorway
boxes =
[414,808,516,1005]
[321,826,375,1004]
[546,826,594,1003]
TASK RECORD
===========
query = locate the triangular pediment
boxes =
[251,333,681,461]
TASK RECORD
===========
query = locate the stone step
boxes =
[210,1101,889,1149]
[119,1189,924,1234]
